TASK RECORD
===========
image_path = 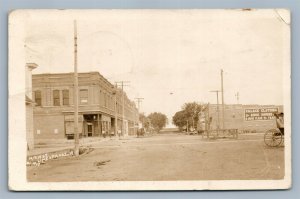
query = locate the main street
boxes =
[27,132,284,181]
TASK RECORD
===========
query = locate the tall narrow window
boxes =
[107,94,109,108]
[63,90,69,105]
[104,93,107,107]
[80,89,88,104]
[99,90,102,106]
[109,96,112,109]
[35,90,42,106]
[110,96,113,109]
[106,94,109,108]
[53,90,60,106]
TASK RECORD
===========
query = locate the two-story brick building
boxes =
[32,72,139,141]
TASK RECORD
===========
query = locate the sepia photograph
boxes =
[8,9,291,190]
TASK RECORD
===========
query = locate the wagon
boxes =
[264,112,284,147]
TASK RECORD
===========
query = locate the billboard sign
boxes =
[245,108,278,121]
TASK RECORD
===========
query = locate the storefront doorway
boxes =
[83,114,100,137]
[87,123,93,137]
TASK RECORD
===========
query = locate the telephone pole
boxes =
[73,20,79,156]
[115,81,130,136]
[114,83,118,136]
[235,92,240,104]
[186,120,189,133]
[221,69,225,136]
[135,97,144,111]
[210,90,221,137]
[135,97,144,136]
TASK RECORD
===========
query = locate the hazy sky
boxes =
[23,10,290,126]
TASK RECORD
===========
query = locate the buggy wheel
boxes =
[264,129,283,147]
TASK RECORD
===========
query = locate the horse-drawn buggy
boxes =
[264,112,284,147]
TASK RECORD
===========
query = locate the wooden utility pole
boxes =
[115,81,130,136]
[73,20,79,156]
[135,97,144,136]
[186,120,188,133]
[221,69,225,135]
[235,92,240,104]
[210,90,221,137]
[135,97,144,111]
[206,103,210,138]
[114,83,118,136]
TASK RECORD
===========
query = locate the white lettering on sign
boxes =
[245,109,259,113]
[26,150,74,167]
[245,108,278,121]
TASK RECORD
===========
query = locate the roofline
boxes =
[32,72,137,109]
[33,71,114,88]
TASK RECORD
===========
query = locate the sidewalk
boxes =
[27,136,132,167]
[27,136,121,157]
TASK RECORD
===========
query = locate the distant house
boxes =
[25,63,38,150]
[32,72,139,142]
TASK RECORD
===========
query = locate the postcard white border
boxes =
[8,9,291,191]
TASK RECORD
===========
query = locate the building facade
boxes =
[201,104,283,133]
[32,72,139,141]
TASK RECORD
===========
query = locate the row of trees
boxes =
[172,102,205,131]
[139,112,168,133]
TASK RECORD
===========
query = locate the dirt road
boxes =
[27,133,284,181]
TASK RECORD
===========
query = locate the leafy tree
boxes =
[172,110,188,131]
[182,102,203,127]
[147,112,168,132]
[172,102,204,130]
